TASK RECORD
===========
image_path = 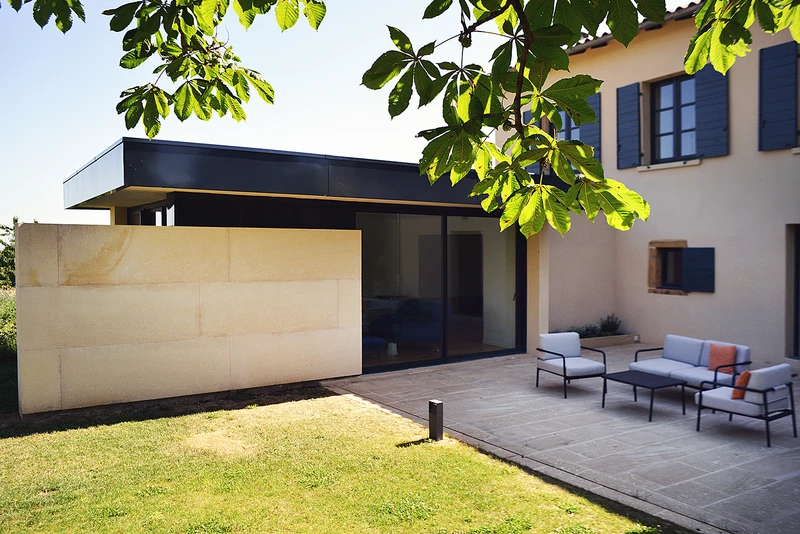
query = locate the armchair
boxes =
[536,332,607,399]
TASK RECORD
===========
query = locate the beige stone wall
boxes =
[525,23,799,361]
[15,224,361,414]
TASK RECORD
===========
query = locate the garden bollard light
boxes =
[429,400,443,441]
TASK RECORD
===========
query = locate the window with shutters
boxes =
[651,76,697,163]
[648,240,715,295]
[759,41,798,151]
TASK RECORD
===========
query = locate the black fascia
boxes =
[66,137,480,208]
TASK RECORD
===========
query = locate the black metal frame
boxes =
[601,371,687,422]
[696,379,797,447]
[535,346,607,399]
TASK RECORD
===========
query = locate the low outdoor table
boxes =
[601,370,686,422]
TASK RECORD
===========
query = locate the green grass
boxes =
[0,388,675,533]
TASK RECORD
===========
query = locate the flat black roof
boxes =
[64,138,480,210]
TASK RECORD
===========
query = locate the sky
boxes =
[0,1,684,227]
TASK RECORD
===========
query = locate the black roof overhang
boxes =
[63,138,481,210]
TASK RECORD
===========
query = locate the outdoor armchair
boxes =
[536,332,606,399]
[695,363,797,447]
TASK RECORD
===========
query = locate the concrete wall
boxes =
[15,224,361,414]
[543,23,799,362]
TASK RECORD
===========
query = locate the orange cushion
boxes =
[708,343,737,374]
[731,371,751,400]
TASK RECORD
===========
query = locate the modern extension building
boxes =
[14,2,799,414]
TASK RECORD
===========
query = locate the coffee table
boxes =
[602,370,686,422]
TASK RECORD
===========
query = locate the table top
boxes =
[602,370,686,389]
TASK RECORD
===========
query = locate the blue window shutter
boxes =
[523,110,541,174]
[695,66,729,158]
[682,248,715,293]
[582,93,602,163]
[759,41,798,151]
[616,83,640,169]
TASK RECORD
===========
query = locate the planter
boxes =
[579,334,639,348]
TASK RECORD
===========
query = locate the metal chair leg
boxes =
[563,376,568,399]
[536,368,540,387]
[696,406,702,432]
[765,417,771,448]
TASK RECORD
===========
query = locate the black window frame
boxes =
[651,75,697,163]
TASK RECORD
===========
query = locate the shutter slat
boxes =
[759,41,798,151]
[682,248,715,293]
[695,66,729,159]
[616,83,640,169]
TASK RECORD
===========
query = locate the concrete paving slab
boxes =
[324,345,800,534]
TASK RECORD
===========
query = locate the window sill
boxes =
[648,287,688,296]
[792,147,800,155]
[637,159,701,172]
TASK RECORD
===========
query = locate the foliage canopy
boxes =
[5,0,799,236]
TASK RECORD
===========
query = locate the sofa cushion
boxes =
[695,387,789,417]
[731,371,751,400]
[699,340,751,370]
[743,364,792,405]
[663,334,704,366]
[707,344,737,374]
[670,367,735,388]
[538,332,581,359]
[539,356,605,378]
[629,358,696,377]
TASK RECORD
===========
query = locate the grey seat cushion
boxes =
[539,357,605,378]
[662,334,704,366]
[694,387,789,417]
[629,358,695,377]
[670,367,735,388]
[538,332,581,359]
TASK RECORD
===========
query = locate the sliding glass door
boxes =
[358,212,519,369]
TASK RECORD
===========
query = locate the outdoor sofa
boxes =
[630,334,751,389]
[696,363,797,447]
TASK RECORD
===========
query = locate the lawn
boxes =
[0,386,671,534]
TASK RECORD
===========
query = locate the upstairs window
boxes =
[652,76,697,162]
[557,110,580,141]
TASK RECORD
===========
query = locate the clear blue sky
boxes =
[0,1,683,226]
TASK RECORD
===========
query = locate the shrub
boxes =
[600,314,622,335]
[0,289,16,360]
[567,323,602,339]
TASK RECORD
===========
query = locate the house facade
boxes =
[516,4,800,365]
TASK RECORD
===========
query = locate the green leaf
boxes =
[276,0,300,31]
[542,187,571,236]
[106,1,139,32]
[500,190,528,231]
[423,0,453,19]
[543,75,602,102]
[636,0,665,23]
[709,22,739,74]
[519,188,545,237]
[421,131,456,183]
[174,83,194,121]
[244,70,275,104]
[607,0,639,46]
[143,92,161,139]
[362,51,411,90]
[301,0,326,29]
[577,182,601,221]
[491,41,513,82]
[605,178,650,220]
[388,69,413,118]
[684,29,712,75]
[120,48,149,69]
[527,58,552,90]
[419,41,436,57]
[474,144,492,180]
[388,26,414,54]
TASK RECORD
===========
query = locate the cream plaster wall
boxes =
[15,224,362,414]
[544,24,799,361]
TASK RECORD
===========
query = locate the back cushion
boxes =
[700,340,751,368]
[539,332,581,359]
[743,364,792,404]
[662,335,704,366]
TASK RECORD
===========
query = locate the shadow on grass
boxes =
[0,382,335,440]
[396,438,434,448]
[0,357,18,415]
